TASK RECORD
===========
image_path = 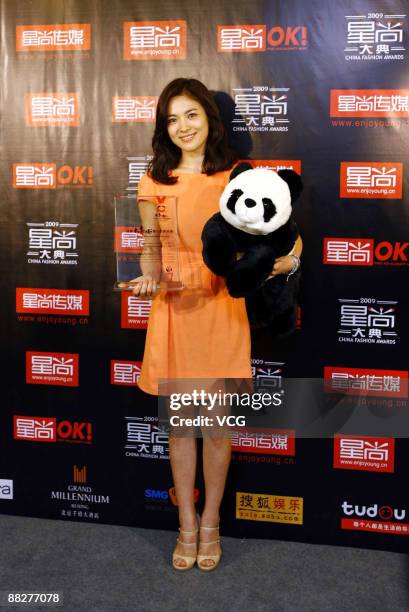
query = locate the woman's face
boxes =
[166,94,209,155]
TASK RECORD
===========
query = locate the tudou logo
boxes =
[342,501,405,521]
[26,351,79,387]
[341,501,409,534]
[323,238,409,266]
[13,164,93,188]
[340,162,403,199]
[218,24,307,52]
[124,21,187,60]
[16,24,91,52]
[110,360,142,386]
[14,416,92,444]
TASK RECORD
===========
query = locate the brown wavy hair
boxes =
[148,78,238,185]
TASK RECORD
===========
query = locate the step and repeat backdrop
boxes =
[0,0,408,554]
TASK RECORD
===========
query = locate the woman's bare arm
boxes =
[270,234,303,277]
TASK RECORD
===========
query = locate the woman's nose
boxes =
[179,117,188,131]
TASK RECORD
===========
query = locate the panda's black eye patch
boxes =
[226,189,244,214]
[262,198,276,223]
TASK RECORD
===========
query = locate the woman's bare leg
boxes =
[199,436,231,567]
[169,435,198,568]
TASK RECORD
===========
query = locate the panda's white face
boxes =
[220,167,292,235]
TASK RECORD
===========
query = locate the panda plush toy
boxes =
[201,162,303,334]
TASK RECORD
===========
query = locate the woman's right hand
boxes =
[118,275,160,299]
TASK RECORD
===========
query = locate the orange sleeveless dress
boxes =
[137,169,252,396]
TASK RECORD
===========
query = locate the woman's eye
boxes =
[188,113,197,119]
[167,118,176,124]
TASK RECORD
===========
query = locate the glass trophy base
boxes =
[114,193,183,293]
[113,280,184,292]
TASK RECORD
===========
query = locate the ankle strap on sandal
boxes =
[176,538,197,546]
[200,525,219,530]
[199,538,220,544]
[179,527,198,534]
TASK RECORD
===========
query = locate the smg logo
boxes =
[145,487,199,505]
[145,489,169,500]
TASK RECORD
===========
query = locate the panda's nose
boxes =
[244,198,257,208]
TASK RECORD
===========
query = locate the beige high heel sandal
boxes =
[172,517,200,571]
[197,525,222,571]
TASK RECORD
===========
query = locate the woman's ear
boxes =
[229,162,253,181]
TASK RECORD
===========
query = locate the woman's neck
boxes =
[177,152,205,173]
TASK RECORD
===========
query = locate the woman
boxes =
[129,78,302,571]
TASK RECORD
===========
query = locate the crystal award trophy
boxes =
[114,194,183,292]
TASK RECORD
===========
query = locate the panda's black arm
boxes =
[201,213,237,276]
[271,220,300,257]
[226,243,276,298]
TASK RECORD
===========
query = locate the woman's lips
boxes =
[180,133,196,142]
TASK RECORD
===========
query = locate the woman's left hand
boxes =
[270,255,294,277]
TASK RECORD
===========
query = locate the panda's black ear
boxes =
[229,162,253,182]
[277,170,303,202]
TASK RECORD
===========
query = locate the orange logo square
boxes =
[112,96,157,122]
[330,89,409,117]
[14,416,57,442]
[110,360,142,386]
[217,25,266,52]
[323,238,374,265]
[334,435,395,473]
[25,93,80,126]
[16,24,91,52]
[121,292,151,329]
[16,288,90,315]
[242,159,302,174]
[340,162,403,199]
[231,427,295,455]
[114,226,144,252]
[13,163,56,188]
[26,351,79,386]
[123,21,187,60]
[324,366,408,398]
